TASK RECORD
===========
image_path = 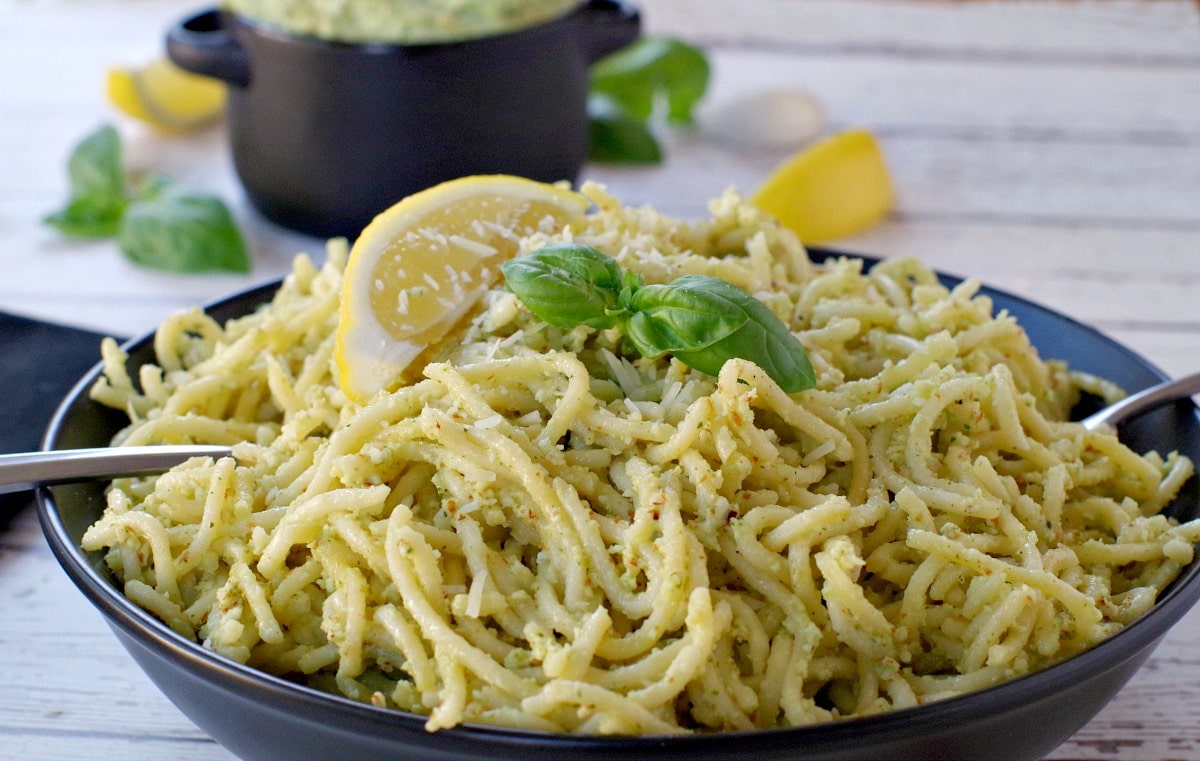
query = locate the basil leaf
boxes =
[625,279,749,356]
[501,244,625,329]
[44,124,127,238]
[629,275,816,393]
[67,124,125,201]
[587,93,663,165]
[674,319,816,393]
[589,37,710,125]
[43,195,126,239]
[118,184,250,273]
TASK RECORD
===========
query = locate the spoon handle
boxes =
[1081,371,1200,432]
[0,444,233,495]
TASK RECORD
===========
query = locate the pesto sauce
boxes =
[223,0,579,44]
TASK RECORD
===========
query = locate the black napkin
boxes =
[0,312,117,523]
[0,312,114,454]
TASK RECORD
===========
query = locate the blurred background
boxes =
[4,1,1197,376]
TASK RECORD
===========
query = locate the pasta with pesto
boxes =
[83,184,1198,733]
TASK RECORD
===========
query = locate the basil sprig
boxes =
[501,244,816,393]
[587,37,710,165]
[44,124,249,274]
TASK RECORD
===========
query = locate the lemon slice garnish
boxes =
[106,58,226,133]
[751,129,893,243]
[334,175,591,403]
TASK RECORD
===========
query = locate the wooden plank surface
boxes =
[1,1,1198,759]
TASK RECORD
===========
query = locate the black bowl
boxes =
[37,250,1200,761]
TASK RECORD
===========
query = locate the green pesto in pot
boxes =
[223,0,580,44]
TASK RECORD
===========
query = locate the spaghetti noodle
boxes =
[83,184,1198,733]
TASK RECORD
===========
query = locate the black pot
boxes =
[166,1,640,238]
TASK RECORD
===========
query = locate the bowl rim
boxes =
[35,247,1200,751]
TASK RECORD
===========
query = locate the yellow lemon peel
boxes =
[751,129,893,243]
[106,58,226,133]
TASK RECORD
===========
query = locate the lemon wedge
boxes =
[106,58,226,133]
[334,175,591,403]
[751,129,893,243]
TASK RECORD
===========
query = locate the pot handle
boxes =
[581,0,641,64]
[166,8,251,88]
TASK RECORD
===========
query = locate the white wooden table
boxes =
[2,1,1199,758]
